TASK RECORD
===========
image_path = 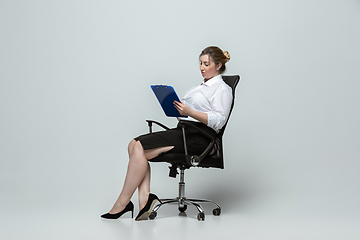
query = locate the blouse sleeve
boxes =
[207,88,233,132]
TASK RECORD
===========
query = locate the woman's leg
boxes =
[136,146,174,209]
[137,162,151,210]
[109,140,173,213]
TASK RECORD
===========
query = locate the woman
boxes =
[101,46,232,221]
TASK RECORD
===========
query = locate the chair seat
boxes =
[149,152,222,168]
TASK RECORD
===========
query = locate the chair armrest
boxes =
[146,120,170,133]
[178,121,216,166]
[179,121,215,141]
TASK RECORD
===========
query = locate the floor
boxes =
[2,198,360,240]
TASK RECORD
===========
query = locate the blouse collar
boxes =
[202,74,222,87]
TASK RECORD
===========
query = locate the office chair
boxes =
[146,75,240,221]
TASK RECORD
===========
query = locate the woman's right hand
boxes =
[173,101,193,117]
[174,100,208,125]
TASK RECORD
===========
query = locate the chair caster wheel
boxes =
[197,212,205,221]
[212,208,221,216]
[178,205,187,212]
[149,211,157,220]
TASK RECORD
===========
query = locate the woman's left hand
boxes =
[174,101,193,117]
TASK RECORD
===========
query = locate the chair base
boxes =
[149,168,221,221]
[150,197,221,221]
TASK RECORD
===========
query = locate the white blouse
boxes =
[178,75,233,132]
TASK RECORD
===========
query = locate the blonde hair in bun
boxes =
[223,51,230,62]
[200,46,230,74]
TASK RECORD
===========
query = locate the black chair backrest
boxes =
[218,75,240,137]
[199,75,240,169]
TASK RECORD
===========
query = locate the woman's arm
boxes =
[173,101,208,125]
[206,88,232,131]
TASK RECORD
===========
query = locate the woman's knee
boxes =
[128,139,137,153]
[129,140,145,157]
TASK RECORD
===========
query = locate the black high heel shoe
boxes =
[135,193,161,221]
[101,201,134,219]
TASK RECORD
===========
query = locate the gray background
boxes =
[1,0,359,239]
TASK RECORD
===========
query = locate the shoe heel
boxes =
[135,193,160,221]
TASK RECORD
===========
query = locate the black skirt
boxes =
[134,121,217,156]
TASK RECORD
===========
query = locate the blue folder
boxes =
[151,85,187,118]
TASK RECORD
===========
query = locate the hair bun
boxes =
[223,51,230,62]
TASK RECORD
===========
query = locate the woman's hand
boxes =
[173,101,193,116]
[174,101,208,125]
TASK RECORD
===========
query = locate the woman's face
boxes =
[200,54,221,81]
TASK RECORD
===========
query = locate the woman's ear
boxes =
[216,63,222,71]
